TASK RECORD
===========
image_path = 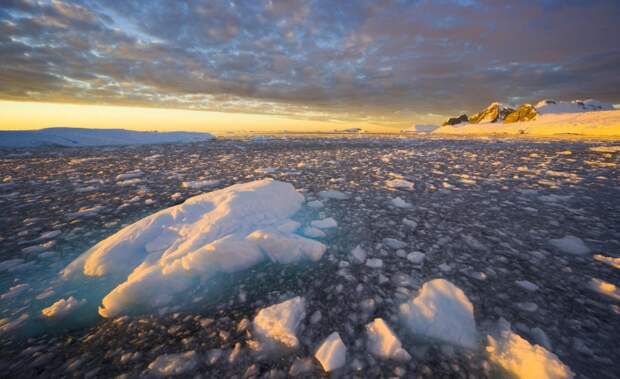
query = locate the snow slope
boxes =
[62,179,326,318]
[433,109,620,137]
[0,127,214,148]
[536,99,614,115]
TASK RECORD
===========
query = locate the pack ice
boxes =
[62,179,326,318]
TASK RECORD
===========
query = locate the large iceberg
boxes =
[63,179,326,318]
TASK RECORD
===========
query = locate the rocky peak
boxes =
[468,102,515,124]
[504,104,538,123]
[442,114,469,126]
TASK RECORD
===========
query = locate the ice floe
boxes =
[62,179,326,317]
[400,279,477,348]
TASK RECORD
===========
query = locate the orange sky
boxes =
[0,101,393,134]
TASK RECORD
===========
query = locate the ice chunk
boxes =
[486,319,574,379]
[350,245,367,263]
[314,332,347,372]
[593,254,620,269]
[515,280,539,292]
[385,179,414,190]
[400,279,477,348]
[406,251,425,264]
[63,179,326,318]
[181,179,221,189]
[391,197,412,208]
[589,146,620,153]
[302,227,326,238]
[0,314,29,335]
[383,238,407,249]
[37,230,61,240]
[306,200,324,208]
[311,217,338,229]
[549,235,591,255]
[318,190,348,200]
[366,258,383,268]
[253,297,306,349]
[0,283,29,300]
[41,297,86,318]
[366,318,411,361]
[147,351,198,376]
[115,170,143,181]
[589,278,620,301]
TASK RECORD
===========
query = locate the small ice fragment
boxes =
[147,351,198,376]
[351,245,367,263]
[42,296,86,318]
[314,332,347,372]
[549,235,591,255]
[589,278,620,301]
[391,197,412,208]
[515,280,539,292]
[406,251,425,264]
[303,227,326,238]
[253,297,306,349]
[307,200,324,208]
[366,318,411,361]
[319,190,348,200]
[311,217,338,229]
[383,238,407,249]
[366,258,383,268]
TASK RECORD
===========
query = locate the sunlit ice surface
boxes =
[0,137,619,378]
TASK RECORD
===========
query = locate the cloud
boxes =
[0,0,619,126]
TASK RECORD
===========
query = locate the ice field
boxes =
[0,137,619,378]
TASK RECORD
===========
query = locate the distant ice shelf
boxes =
[0,127,215,148]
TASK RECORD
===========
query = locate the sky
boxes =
[1,0,619,132]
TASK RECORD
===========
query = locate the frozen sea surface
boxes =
[0,137,619,378]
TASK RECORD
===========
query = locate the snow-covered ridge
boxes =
[434,109,620,137]
[62,179,326,318]
[0,127,214,148]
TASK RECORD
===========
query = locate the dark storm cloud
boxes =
[1,0,619,125]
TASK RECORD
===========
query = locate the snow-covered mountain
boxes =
[0,127,215,148]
